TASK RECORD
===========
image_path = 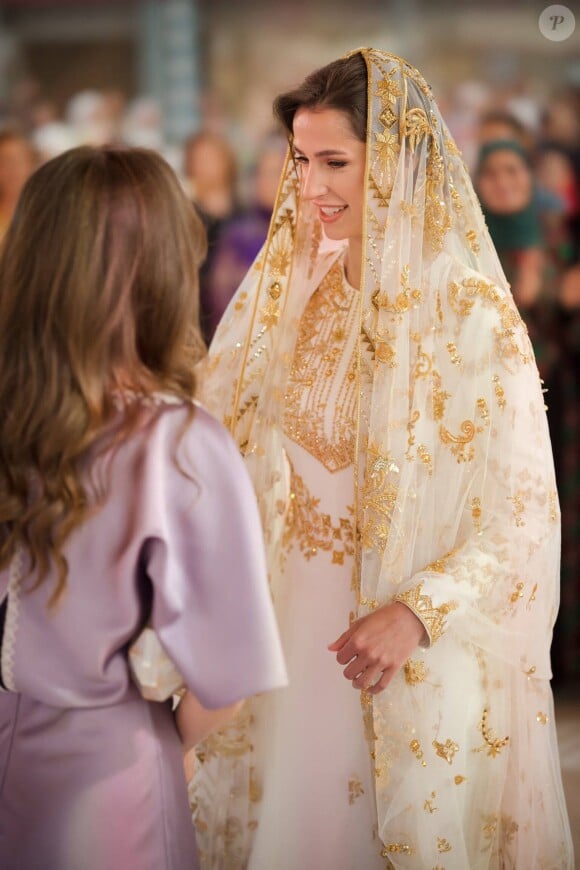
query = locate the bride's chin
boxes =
[322,224,349,241]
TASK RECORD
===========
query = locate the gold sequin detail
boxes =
[537,711,549,725]
[283,261,358,472]
[437,837,452,853]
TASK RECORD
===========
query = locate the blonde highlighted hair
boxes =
[0,145,206,602]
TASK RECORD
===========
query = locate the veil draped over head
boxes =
[195,49,572,868]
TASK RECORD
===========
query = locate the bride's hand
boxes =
[328,602,426,695]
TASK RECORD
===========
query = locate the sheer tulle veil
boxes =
[193,48,573,868]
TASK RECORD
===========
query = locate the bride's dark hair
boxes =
[273,52,368,142]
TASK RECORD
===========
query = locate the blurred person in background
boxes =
[476,137,580,688]
[552,256,580,688]
[205,131,287,337]
[183,130,241,343]
[0,129,36,242]
[476,139,552,311]
[477,108,532,150]
[541,93,580,154]
[536,143,580,262]
[65,90,118,147]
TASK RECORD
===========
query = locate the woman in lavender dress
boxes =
[0,146,286,870]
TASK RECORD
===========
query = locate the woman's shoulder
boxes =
[146,395,243,470]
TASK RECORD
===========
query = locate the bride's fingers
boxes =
[352,667,383,690]
[367,667,395,695]
[342,655,366,680]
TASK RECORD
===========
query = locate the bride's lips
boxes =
[316,204,348,224]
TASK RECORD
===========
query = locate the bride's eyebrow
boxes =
[292,147,349,157]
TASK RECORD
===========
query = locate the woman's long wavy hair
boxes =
[0,145,206,603]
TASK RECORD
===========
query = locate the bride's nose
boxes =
[301,165,328,200]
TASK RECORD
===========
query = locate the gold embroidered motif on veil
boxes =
[282,261,358,472]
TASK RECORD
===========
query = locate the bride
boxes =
[192,48,573,869]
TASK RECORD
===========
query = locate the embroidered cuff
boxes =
[394,582,458,647]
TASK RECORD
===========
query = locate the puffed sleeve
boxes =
[143,404,287,709]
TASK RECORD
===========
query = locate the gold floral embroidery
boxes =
[196,707,254,763]
[382,843,415,856]
[492,374,506,411]
[348,776,365,805]
[439,420,476,463]
[510,581,525,604]
[372,264,423,316]
[481,813,519,853]
[475,707,509,757]
[360,690,377,760]
[437,837,453,853]
[404,659,427,685]
[466,228,480,253]
[283,467,354,562]
[402,107,433,152]
[432,372,450,421]
[508,492,526,527]
[423,547,459,574]
[471,497,482,533]
[537,711,549,725]
[432,738,459,764]
[282,261,358,472]
[424,791,438,813]
[409,738,427,767]
[448,278,531,363]
[395,583,458,643]
[376,72,404,104]
[360,444,399,553]
[454,775,467,785]
[446,341,462,365]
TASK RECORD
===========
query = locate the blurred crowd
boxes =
[1,76,579,686]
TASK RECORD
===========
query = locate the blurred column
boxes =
[137,0,200,143]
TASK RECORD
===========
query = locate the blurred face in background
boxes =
[477,147,533,215]
[0,136,36,203]
[254,146,286,210]
[184,134,236,192]
[536,149,577,212]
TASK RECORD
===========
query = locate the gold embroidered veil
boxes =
[195,49,572,868]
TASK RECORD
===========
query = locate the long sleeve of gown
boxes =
[390,261,559,675]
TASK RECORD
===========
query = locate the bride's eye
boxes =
[328,160,348,169]
[293,154,308,165]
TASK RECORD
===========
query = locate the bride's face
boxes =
[292,107,366,243]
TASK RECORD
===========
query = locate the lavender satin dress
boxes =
[0,400,287,870]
